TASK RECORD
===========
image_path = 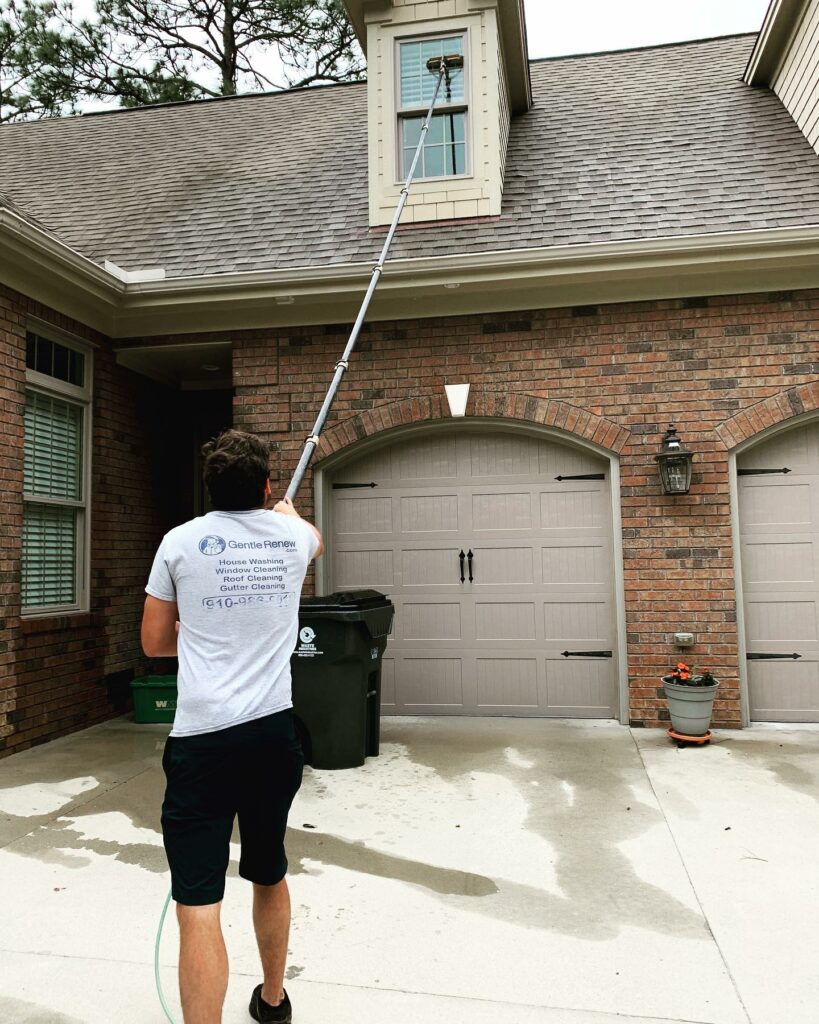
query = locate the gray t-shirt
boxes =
[145,509,319,737]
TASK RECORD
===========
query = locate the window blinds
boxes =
[23,390,83,608]
[24,391,83,500]
[399,36,465,108]
[22,504,77,607]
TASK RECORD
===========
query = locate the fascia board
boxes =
[0,210,122,334]
[111,224,819,336]
[496,0,533,112]
[745,0,807,85]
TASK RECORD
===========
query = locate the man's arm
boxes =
[273,497,324,559]
[141,595,180,657]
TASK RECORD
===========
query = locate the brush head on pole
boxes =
[425,53,465,74]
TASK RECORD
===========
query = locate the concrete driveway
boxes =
[0,716,817,1024]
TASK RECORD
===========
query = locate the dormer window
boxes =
[398,34,467,180]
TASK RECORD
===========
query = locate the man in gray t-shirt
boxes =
[142,430,322,1024]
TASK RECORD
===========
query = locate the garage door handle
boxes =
[467,549,474,582]
[561,650,613,658]
[746,652,802,660]
[459,550,465,583]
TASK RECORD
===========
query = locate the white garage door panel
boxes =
[329,430,618,718]
[476,658,539,708]
[746,599,818,643]
[472,492,533,530]
[740,481,812,528]
[402,602,462,640]
[335,548,395,588]
[546,659,614,715]
[401,494,460,532]
[748,660,819,721]
[381,658,396,706]
[540,489,603,530]
[475,602,536,640]
[739,420,819,722]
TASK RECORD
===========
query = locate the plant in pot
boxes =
[662,662,719,740]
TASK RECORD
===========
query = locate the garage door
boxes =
[327,429,618,717]
[738,420,819,722]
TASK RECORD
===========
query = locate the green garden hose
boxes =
[154,887,177,1024]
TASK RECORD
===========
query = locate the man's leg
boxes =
[252,879,291,1006]
[177,901,229,1024]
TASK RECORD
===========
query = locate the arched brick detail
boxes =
[717,382,819,450]
[315,393,631,462]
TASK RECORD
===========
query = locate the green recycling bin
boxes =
[130,675,178,723]
[290,590,394,770]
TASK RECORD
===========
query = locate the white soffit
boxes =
[114,340,231,388]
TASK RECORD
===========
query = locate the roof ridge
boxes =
[527,31,758,66]
[80,76,367,119]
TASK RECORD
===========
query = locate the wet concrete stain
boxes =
[10,718,814,945]
[287,829,498,896]
[13,817,169,874]
[0,995,86,1023]
[384,721,710,940]
[719,736,819,801]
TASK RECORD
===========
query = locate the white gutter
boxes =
[4,205,819,337]
[124,223,819,297]
[0,207,123,334]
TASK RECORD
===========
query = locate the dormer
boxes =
[343,0,532,227]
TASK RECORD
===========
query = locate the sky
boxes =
[522,0,772,59]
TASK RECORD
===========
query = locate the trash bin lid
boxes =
[300,590,389,612]
[299,590,394,636]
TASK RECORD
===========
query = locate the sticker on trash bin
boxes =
[371,647,378,660]
[296,626,323,657]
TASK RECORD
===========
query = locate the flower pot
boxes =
[662,677,719,736]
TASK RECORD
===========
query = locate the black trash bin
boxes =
[290,590,394,770]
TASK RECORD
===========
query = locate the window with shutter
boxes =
[397,34,467,180]
[23,329,91,614]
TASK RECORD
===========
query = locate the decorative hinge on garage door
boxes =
[737,468,792,476]
[561,650,613,658]
[746,652,802,660]
[332,482,378,489]
[555,474,606,481]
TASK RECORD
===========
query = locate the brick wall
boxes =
[232,287,819,729]
[0,284,167,757]
[4,284,816,747]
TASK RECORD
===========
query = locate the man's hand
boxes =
[273,497,300,517]
[273,496,324,558]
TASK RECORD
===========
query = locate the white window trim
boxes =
[394,29,472,185]
[23,328,93,619]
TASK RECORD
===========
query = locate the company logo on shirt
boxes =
[299,627,316,645]
[199,535,227,555]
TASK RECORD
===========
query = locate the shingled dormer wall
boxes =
[362,0,519,227]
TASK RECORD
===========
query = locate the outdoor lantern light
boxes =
[656,424,694,495]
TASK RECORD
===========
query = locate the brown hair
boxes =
[201,430,270,511]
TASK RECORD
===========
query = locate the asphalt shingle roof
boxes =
[2,34,819,279]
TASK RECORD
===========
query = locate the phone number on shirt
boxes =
[202,593,296,610]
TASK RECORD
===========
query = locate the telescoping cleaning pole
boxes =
[285,53,465,502]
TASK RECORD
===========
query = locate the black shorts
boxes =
[161,709,304,906]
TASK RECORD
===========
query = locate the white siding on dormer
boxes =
[365,0,513,226]
[773,0,819,154]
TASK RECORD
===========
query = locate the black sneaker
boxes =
[249,984,292,1023]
